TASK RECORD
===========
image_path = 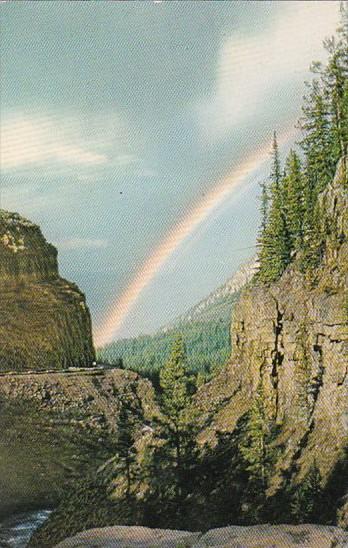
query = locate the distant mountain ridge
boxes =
[164,256,259,328]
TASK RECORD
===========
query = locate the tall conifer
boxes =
[258,134,291,283]
[283,150,305,249]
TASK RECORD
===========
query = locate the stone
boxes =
[54,524,348,548]
[195,524,348,547]
[0,210,95,371]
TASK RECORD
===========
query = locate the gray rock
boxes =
[54,525,201,547]
[54,524,348,548]
[194,524,348,547]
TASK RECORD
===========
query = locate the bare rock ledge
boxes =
[54,524,348,547]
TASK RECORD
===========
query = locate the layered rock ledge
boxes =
[0,210,95,370]
[0,367,156,518]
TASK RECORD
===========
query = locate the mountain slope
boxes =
[97,258,258,376]
[166,257,259,327]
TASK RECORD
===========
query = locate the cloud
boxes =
[196,1,339,141]
[0,111,137,173]
[56,238,109,250]
[1,114,107,171]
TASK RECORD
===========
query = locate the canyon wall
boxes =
[197,157,348,523]
[0,367,156,518]
[0,211,95,370]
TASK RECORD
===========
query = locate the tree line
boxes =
[97,318,232,384]
[257,5,347,283]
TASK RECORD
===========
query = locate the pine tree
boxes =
[158,336,197,493]
[257,178,269,251]
[300,79,334,195]
[237,386,280,524]
[143,337,199,527]
[258,133,291,283]
[159,336,191,425]
[113,392,141,499]
[283,150,305,249]
[322,3,348,159]
[291,463,324,523]
[239,386,277,495]
[257,7,348,280]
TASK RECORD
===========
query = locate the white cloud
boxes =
[56,238,109,250]
[196,1,340,140]
[0,111,137,173]
[1,114,107,170]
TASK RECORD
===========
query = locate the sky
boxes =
[0,0,340,344]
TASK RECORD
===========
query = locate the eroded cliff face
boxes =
[0,367,156,518]
[0,211,95,370]
[197,158,348,521]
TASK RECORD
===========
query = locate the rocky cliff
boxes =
[0,367,156,518]
[197,157,348,522]
[0,210,95,370]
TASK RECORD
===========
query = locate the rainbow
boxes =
[95,127,296,347]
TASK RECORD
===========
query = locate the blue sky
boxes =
[1,1,340,340]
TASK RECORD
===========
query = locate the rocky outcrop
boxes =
[0,367,156,518]
[0,210,95,370]
[55,524,348,548]
[197,158,348,519]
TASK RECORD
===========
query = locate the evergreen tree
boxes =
[258,7,347,281]
[238,386,279,521]
[239,387,277,492]
[322,4,348,159]
[113,391,141,499]
[290,463,324,523]
[159,336,191,424]
[257,178,269,252]
[143,337,199,527]
[300,79,334,194]
[283,150,305,249]
[258,133,291,283]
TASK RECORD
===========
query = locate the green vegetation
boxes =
[290,464,324,523]
[238,387,280,521]
[98,318,232,383]
[143,338,199,527]
[258,7,347,282]
[112,391,142,500]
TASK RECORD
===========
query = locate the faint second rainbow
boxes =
[94,127,296,347]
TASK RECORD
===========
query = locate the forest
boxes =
[98,321,230,385]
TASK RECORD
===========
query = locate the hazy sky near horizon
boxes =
[1,1,340,341]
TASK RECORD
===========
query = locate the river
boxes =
[0,510,51,547]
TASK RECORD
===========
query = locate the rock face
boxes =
[55,524,348,548]
[0,210,95,370]
[0,367,156,518]
[197,158,348,519]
